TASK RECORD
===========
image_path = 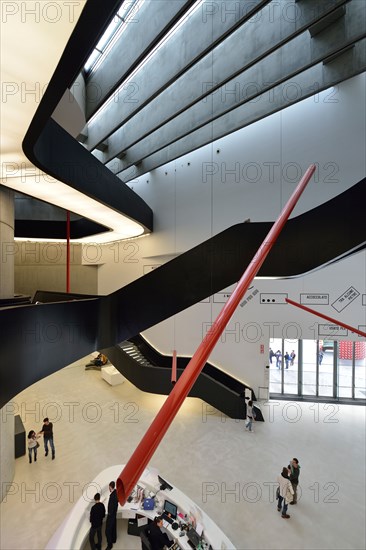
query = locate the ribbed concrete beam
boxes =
[117,38,366,181]
[85,0,193,119]
[86,0,270,150]
[109,0,365,172]
[101,0,349,165]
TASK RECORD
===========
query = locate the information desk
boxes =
[45,465,235,550]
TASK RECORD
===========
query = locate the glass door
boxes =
[283,339,299,395]
[269,338,366,402]
[318,340,334,397]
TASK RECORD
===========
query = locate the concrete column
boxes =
[0,186,15,299]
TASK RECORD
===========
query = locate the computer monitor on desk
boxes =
[163,499,177,520]
[158,475,173,491]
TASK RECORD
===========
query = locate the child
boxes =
[27,430,40,463]
[245,400,256,432]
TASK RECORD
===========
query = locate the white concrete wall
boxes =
[97,74,366,394]
[0,408,15,502]
[14,243,98,297]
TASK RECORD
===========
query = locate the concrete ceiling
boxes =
[1,0,366,242]
[83,0,365,181]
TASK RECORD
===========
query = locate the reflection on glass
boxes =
[302,340,317,395]
[269,338,283,394]
[338,346,352,398]
[283,339,298,395]
[354,342,366,399]
[318,340,334,397]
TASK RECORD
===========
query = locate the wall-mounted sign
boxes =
[300,293,329,305]
[331,286,360,312]
[214,292,231,303]
[318,324,348,337]
[260,293,287,304]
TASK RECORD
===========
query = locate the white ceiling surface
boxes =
[0,2,144,242]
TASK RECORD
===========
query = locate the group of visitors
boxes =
[276,458,301,519]
[27,417,55,463]
[269,349,296,369]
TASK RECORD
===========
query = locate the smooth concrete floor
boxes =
[0,356,365,550]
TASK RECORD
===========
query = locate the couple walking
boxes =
[276,458,300,519]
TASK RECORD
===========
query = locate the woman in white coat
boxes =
[277,467,294,518]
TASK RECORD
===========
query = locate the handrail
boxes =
[116,165,316,504]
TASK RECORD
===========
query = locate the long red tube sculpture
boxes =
[116,164,316,505]
[286,298,366,338]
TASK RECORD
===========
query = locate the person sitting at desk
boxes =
[148,516,175,550]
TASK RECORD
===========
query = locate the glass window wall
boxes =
[269,338,366,403]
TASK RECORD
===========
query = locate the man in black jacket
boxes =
[89,493,106,550]
[105,481,118,550]
[288,458,301,504]
[39,417,55,460]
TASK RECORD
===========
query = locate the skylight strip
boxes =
[84,0,142,76]
[88,0,203,126]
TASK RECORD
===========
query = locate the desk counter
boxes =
[45,465,235,550]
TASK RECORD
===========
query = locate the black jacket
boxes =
[148,522,172,550]
[90,502,105,528]
[107,489,118,516]
[288,464,300,485]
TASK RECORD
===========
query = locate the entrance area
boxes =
[269,338,366,402]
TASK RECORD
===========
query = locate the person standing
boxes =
[269,348,275,364]
[89,493,106,550]
[288,458,301,504]
[284,352,290,369]
[277,467,294,519]
[39,417,55,460]
[105,481,118,550]
[290,350,296,366]
[275,350,282,369]
[245,400,256,432]
[27,430,40,464]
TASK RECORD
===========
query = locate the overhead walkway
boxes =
[0,178,365,408]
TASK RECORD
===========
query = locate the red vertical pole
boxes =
[116,165,316,505]
[66,210,70,293]
[171,350,177,385]
[286,298,366,337]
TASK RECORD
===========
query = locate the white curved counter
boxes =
[45,465,235,550]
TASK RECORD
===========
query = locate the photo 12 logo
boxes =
[1,2,81,24]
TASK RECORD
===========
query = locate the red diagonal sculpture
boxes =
[286,298,366,337]
[117,164,316,505]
